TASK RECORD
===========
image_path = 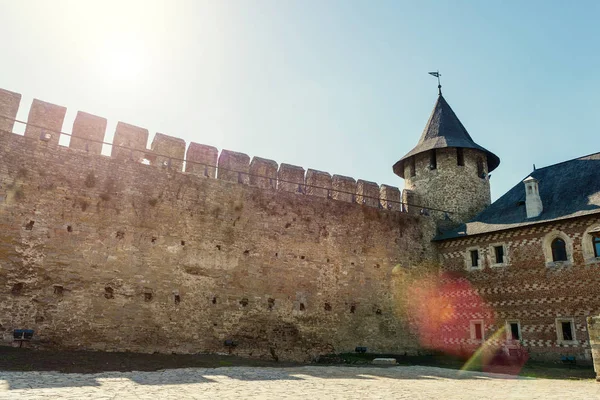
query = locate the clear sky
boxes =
[1,0,598,201]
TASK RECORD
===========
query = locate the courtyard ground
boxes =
[1,365,599,399]
[0,347,598,399]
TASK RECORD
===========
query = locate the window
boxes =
[551,238,568,262]
[556,318,576,343]
[506,321,521,341]
[470,320,484,341]
[429,150,437,170]
[494,245,504,264]
[409,157,416,177]
[456,148,464,166]
[470,249,479,268]
[593,235,600,258]
[477,159,485,178]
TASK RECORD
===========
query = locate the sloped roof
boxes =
[393,95,500,177]
[436,153,600,240]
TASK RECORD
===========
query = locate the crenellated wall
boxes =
[0,88,437,361]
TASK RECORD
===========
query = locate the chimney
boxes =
[523,176,542,218]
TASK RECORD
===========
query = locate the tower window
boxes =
[477,159,485,178]
[409,157,416,177]
[456,148,464,166]
[429,150,437,170]
[551,238,567,262]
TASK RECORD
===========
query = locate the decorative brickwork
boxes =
[437,215,600,363]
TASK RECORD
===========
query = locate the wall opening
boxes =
[104,286,114,299]
[457,148,464,166]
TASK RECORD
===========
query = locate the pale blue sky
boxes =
[0,1,598,201]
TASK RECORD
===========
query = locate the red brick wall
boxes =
[437,215,600,363]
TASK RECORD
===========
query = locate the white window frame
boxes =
[582,224,600,264]
[470,319,485,343]
[555,317,577,345]
[489,243,509,267]
[505,320,522,342]
[542,230,573,267]
[465,246,483,270]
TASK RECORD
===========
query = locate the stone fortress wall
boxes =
[0,88,437,361]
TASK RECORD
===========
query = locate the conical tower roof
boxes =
[393,95,500,178]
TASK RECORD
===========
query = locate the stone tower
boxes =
[393,92,500,228]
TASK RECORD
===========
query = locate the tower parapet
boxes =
[112,122,148,162]
[0,86,416,215]
[24,99,66,147]
[0,88,21,133]
[70,111,107,155]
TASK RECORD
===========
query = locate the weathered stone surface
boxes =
[372,358,397,365]
[305,169,332,198]
[151,133,186,172]
[278,164,305,193]
[332,175,356,203]
[217,150,250,184]
[185,142,218,178]
[380,185,401,211]
[356,180,379,208]
[0,88,21,133]
[587,316,600,380]
[0,127,435,361]
[24,99,66,147]
[111,122,149,162]
[70,111,107,155]
[249,157,277,189]
[403,147,491,225]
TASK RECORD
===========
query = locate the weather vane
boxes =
[428,70,442,96]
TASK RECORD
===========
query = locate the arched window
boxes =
[593,235,600,258]
[551,238,568,262]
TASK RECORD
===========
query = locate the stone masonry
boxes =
[0,88,437,362]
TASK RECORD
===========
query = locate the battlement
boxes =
[0,88,408,211]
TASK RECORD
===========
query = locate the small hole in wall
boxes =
[212,296,217,304]
[240,298,249,307]
[300,255,305,260]
[351,262,355,266]
[374,264,380,269]
[116,231,124,239]
[174,294,181,304]
[275,253,278,257]
[268,298,275,310]
[104,286,114,299]
[54,285,64,296]
[151,237,157,243]
[216,245,221,251]
[66,225,72,233]
[11,282,24,295]
[375,309,382,315]
[324,303,332,311]
[25,220,35,230]
[326,258,330,263]
[299,303,305,311]
[181,241,185,246]
[243,250,249,255]
[285,222,292,229]
[144,292,153,302]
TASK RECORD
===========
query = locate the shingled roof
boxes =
[393,95,500,178]
[435,152,600,240]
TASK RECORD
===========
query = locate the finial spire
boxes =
[428,70,442,96]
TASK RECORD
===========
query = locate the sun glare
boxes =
[94,36,148,84]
